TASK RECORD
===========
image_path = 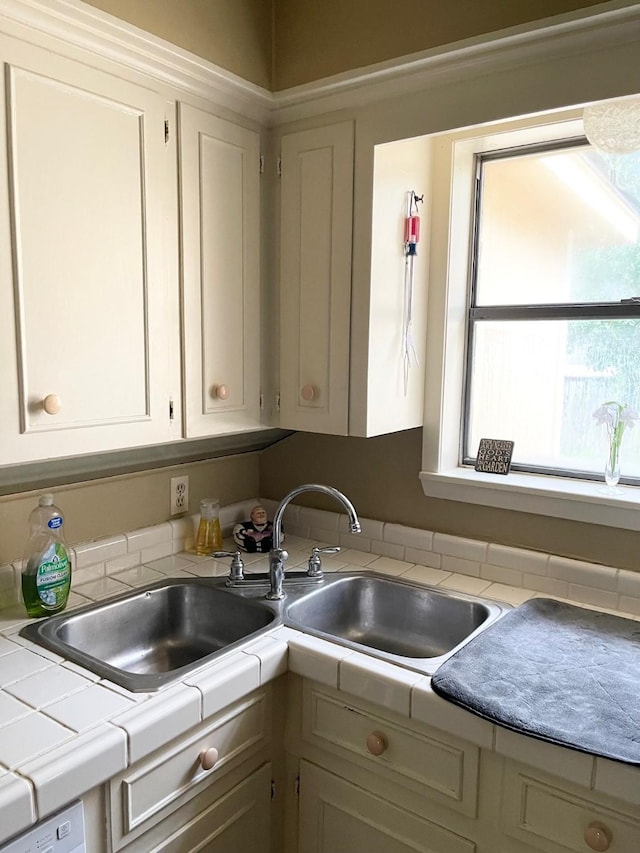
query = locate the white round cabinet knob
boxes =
[366,731,388,756]
[43,394,62,415]
[301,384,316,402]
[200,747,219,771]
[584,822,612,851]
[214,384,229,400]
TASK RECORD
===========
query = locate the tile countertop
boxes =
[0,536,639,844]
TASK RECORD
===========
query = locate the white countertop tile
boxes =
[72,576,130,601]
[411,679,495,749]
[0,648,54,686]
[41,684,136,732]
[339,652,423,717]
[0,713,73,769]
[494,725,594,788]
[0,772,36,842]
[0,690,33,726]
[242,636,288,683]
[0,635,22,657]
[111,683,202,764]
[5,665,93,709]
[20,722,127,818]
[368,556,415,577]
[142,554,199,574]
[288,632,353,689]
[185,654,260,719]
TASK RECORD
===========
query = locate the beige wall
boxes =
[82,0,611,91]
[273,0,608,89]
[259,431,640,571]
[83,0,273,89]
[0,454,259,565]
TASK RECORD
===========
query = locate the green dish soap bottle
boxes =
[21,494,72,617]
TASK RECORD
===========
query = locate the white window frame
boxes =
[420,109,640,532]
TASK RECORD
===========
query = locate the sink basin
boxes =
[21,578,276,691]
[284,573,509,674]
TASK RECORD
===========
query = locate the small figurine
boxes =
[233,504,278,553]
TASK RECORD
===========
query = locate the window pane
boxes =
[466,319,640,477]
[476,147,640,306]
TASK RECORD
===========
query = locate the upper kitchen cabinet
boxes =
[349,135,431,437]
[278,122,430,437]
[279,121,354,435]
[179,104,262,437]
[0,37,176,465]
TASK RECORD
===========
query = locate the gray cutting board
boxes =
[431,597,640,764]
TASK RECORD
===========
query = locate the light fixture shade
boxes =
[583,96,640,154]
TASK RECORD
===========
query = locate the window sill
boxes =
[419,467,640,531]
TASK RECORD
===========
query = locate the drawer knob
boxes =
[301,384,317,401]
[43,394,62,415]
[199,747,219,771]
[213,384,229,400]
[366,731,388,756]
[584,822,612,851]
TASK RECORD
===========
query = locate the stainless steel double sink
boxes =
[21,572,510,691]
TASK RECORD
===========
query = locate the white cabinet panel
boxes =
[279,121,353,435]
[299,761,476,853]
[279,123,430,438]
[179,104,261,437]
[501,761,640,853]
[350,136,431,436]
[0,41,174,463]
[121,762,272,853]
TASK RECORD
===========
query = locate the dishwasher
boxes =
[0,801,85,853]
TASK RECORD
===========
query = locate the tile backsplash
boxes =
[2,496,640,620]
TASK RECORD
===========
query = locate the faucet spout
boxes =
[266,484,361,600]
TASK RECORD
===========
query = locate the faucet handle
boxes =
[213,550,245,582]
[307,546,340,578]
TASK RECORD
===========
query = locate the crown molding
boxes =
[271,2,640,124]
[0,0,638,126]
[0,0,275,123]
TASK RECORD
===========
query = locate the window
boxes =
[420,113,640,529]
[464,139,640,484]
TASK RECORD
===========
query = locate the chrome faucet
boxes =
[267,484,361,600]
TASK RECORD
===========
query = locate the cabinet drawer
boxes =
[300,761,475,853]
[120,762,272,853]
[110,688,271,849]
[302,682,478,817]
[501,762,640,853]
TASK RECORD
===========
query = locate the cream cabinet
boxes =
[500,760,640,853]
[0,33,177,465]
[299,761,476,853]
[109,688,273,852]
[179,103,262,437]
[279,121,354,435]
[278,122,430,437]
[292,681,479,853]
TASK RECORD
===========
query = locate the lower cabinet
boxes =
[501,760,640,853]
[115,762,272,853]
[290,680,640,853]
[298,761,475,853]
[108,687,275,852]
[293,680,480,853]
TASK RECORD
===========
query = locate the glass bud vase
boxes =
[604,441,621,489]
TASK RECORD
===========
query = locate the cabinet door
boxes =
[122,762,272,853]
[179,104,261,437]
[279,121,353,435]
[299,761,476,853]
[0,37,174,464]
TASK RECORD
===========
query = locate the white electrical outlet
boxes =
[170,475,189,516]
